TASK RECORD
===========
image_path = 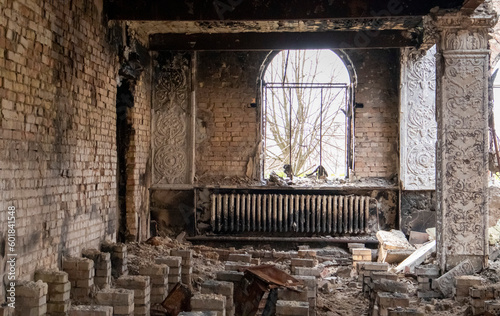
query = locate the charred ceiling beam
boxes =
[105,0,465,21]
[460,0,486,14]
[148,30,419,51]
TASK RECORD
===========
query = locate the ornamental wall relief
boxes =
[152,52,193,186]
[400,46,437,190]
[434,15,491,269]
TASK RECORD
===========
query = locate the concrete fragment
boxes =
[376,230,415,263]
[409,231,429,245]
[384,249,413,264]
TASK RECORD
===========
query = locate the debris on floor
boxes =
[20,235,500,316]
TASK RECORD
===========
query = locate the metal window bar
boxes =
[263,82,349,177]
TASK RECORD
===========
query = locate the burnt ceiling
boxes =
[104,0,484,50]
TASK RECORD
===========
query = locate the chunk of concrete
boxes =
[392,240,436,274]
[409,231,429,245]
[384,249,414,264]
[377,230,415,263]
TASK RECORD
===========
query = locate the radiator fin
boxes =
[211,193,371,234]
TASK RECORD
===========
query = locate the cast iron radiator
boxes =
[210,193,373,234]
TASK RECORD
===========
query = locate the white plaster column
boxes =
[400,46,437,190]
[434,13,496,271]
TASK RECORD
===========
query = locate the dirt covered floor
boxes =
[126,237,499,316]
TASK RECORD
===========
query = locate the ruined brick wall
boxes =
[194,50,399,181]
[196,51,268,179]
[0,0,119,297]
[125,73,151,241]
[349,49,399,178]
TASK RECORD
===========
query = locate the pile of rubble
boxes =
[3,231,500,316]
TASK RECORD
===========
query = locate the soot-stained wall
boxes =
[0,0,120,298]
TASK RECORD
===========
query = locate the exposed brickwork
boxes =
[349,49,399,178]
[196,51,268,178]
[0,0,118,300]
[125,74,151,241]
[195,50,398,181]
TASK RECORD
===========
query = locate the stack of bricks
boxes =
[352,248,372,262]
[354,262,413,316]
[15,280,48,316]
[484,300,500,315]
[294,276,318,316]
[139,264,169,305]
[63,257,95,301]
[155,256,181,293]
[297,247,317,260]
[171,249,194,285]
[35,269,71,316]
[116,276,151,316]
[101,242,128,278]
[275,301,309,316]
[291,258,320,278]
[191,293,226,316]
[348,243,366,252]
[415,265,441,299]
[372,292,410,316]
[96,288,134,316]
[356,262,389,284]
[455,275,482,301]
[276,286,308,315]
[469,284,500,315]
[216,271,244,284]
[69,305,113,316]
[201,280,234,316]
[224,253,252,273]
[363,271,399,297]
[82,248,112,289]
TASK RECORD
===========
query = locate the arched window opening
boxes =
[262,49,352,180]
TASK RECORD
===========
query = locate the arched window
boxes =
[262,49,353,180]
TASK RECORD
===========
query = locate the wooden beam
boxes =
[460,0,485,14]
[105,0,464,21]
[149,31,419,51]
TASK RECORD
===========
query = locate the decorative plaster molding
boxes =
[400,46,437,190]
[152,52,193,186]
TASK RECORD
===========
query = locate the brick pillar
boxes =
[434,12,496,271]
